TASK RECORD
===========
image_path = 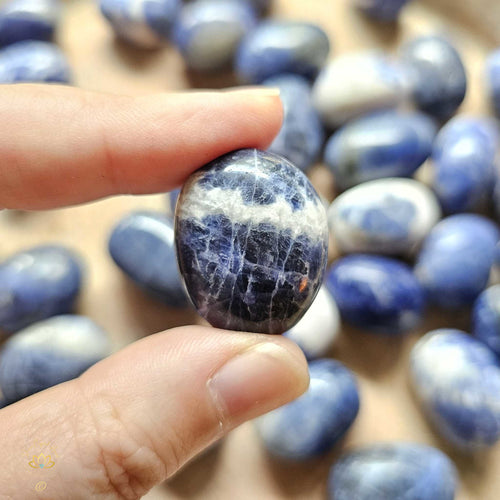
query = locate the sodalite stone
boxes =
[353,0,410,22]
[0,245,83,334]
[486,48,500,117]
[415,214,499,309]
[410,329,500,449]
[326,254,424,334]
[324,111,436,191]
[0,315,111,404]
[174,0,257,72]
[328,442,458,500]
[328,178,441,256]
[264,74,324,172]
[400,35,467,119]
[235,21,330,84]
[472,285,500,358]
[0,40,71,83]
[109,211,188,308]
[255,359,359,460]
[100,0,181,49]
[284,285,339,360]
[175,149,329,334]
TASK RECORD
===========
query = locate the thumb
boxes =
[0,325,308,499]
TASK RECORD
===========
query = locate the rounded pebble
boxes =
[353,0,411,22]
[472,285,500,358]
[486,48,500,117]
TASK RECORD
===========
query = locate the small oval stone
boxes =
[175,149,329,334]
[352,0,411,22]
[410,328,500,448]
[255,359,359,460]
[328,178,441,255]
[326,254,425,334]
[415,214,499,309]
[0,315,111,404]
[486,48,500,117]
[235,21,330,83]
[328,442,458,500]
[109,211,188,308]
[472,285,500,358]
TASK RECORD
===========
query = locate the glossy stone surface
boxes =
[109,211,188,308]
[400,35,467,119]
[328,178,441,256]
[235,21,330,83]
[472,285,500,358]
[175,149,329,334]
[284,285,339,360]
[486,48,500,117]
[0,40,71,83]
[100,0,181,49]
[0,315,111,404]
[415,214,499,309]
[328,442,457,500]
[255,359,359,460]
[410,329,500,449]
[264,74,324,172]
[324,111,436,190]
[312,52,408,128]
[326,254,425,334]
[0,245,83,334]
[353,0,410,22]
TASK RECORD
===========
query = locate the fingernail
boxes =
[226,86,281,97]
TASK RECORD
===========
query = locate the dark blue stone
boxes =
[486,48,500,117]
[353,0,410,21]
[472,285,500,358]
[326,254,425,334]
[255,359,359,460]
[328,442,457,500]
[109,211,188,308]
[0,245,83,334]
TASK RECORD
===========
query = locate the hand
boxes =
[0,84,309,499]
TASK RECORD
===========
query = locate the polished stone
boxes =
[175,149,329,334]
[472,285,500,358]
[486,48,500,117]
[353,0,410,21]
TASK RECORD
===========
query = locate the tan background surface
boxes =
[1,0,499,498]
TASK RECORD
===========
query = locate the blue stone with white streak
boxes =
[472,285,500,358]
[411,329,500,449]
[175,149,329,334]
[0,315,111,404]
[109,211,188,308]
[328,442,458,500]
[415,214,499,309]
[486,48,500,117]
[326,254,425,334]
[255,359,359,460]
[353,0,411,22]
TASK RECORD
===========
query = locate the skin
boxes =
[0,84,309,499]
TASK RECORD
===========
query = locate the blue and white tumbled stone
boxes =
[264,74,324,172]
[175,149,329,334]
[328,178,441,256]
[255,359,359,460]
[284,285,339,360]
[326,254,425,334]
[400,35,467,119]
[0,315,111,404]
[352,0,411,22]
[472,285,500,358]
[235,21,330,84]
[415,214,499,309]
[100,0,181,49]
[410,329,500,449]
[312,52,408,128]
[0,40,71,83]
[486,48,500,117]
[109,211,188,308]
[0,245,83,334]
[324,111,436,191]
[328,442,458,500]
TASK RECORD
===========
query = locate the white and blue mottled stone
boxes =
[328,178,441,256]
[324,111,436,190]
[175,149,329,334]
[326,254,425,335]
[283,285,339,360]
[486,48,500,117]
[400,35,467,120]
[472,285,500,358]
[415,214,500,309]
[109,211,188,308]
[235,21,330,84]
[174,0,257,72]
[263,74,324,172]
[0,315,111,404]
[352,0,411,22]
[255,359,359,460]
[411,328,500,449]
[0,40,71,83]
[100,0,181,49]
[328,442,458,500]
[0,245,83,334]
